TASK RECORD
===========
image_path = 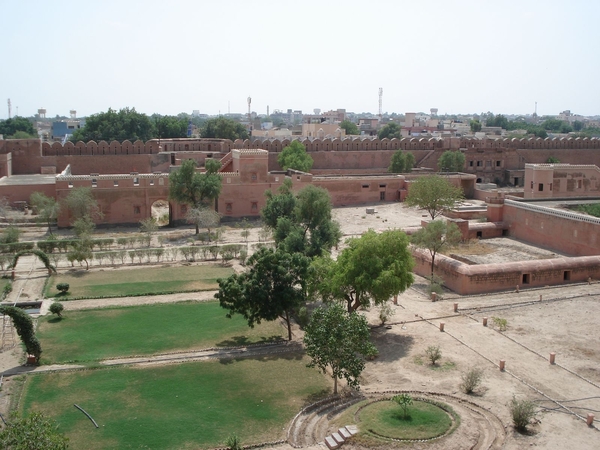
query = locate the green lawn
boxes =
[37,301,284,364]
[22,357,329,449]
[44,265,233,298]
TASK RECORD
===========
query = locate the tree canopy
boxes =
[405,175,464,220]
[215,247,310,340]
[377,122,402,140]
[437,150,466,172]
[310,229,414,312]
[0,116,36,138]
[263,184,341,258]
[0,305,42,362]
[0,411,69,450]
[277,141,313,173]
[388,150,415,173]
[485,114,508,129]
[339,120,360,136]
[71,107,155,142]
[470,119,482,132]
[29,192,60,231]
[63,187,102,223]
[168,159,222,232]
[411,220,462,276]
[304,303,377,394]
[200,117,249,141]
[152,114,189,139]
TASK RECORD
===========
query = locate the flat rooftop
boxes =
[0,174,56,186]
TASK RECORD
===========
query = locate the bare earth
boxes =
[1,203,599,449]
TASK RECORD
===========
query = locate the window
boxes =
[134,177,139,186]
[251,202,258,212]
[227,178,231,184]
[92,179,97,188]
[159,178,164,185]
[251,172,257,181]
[476,161,482,167]
[578,180,583,189]
[476,231,482,238]
[563,270,571,281]
[379,184,386,188]
[531,181,534,189]
[134,206,141,215]
[379,191,385,200]
[226,203,232,212]
[496,161,501,167]
[114,180,119,187]
[68,181,73,188]
[522,273,530,284]
[469,161,474,167]
[362,184,369,189]
[538,183,543,191]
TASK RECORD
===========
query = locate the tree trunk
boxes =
[285,310,292,341]
[431,254,436,277]
[333,376,338,395]
[195,224,199,235]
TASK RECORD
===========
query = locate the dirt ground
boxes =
[1,203,599,449]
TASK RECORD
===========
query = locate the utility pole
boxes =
[7,99,11,119]
[378,88,383,122]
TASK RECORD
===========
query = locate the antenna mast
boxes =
[7,99,11,119]
[378,88,383,121]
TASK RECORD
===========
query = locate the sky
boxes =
[1,0,599,120]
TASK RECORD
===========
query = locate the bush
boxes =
[56,283,70,293]
[425,345,442,365]
[296,306,309,329]
[239,248,248,266]
[492,316,508,331]
[1,226,20,244]
[3,283,12,296]
[49,302,64,318]
[225,434,242,450]
[510,396,536,432]
[460,367,484,394]
[378,302,395,325]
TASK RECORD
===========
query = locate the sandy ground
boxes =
[1,203,599,449]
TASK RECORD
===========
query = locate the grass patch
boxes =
[44,265,233,299]
[37,301,284,364]
[21,356,329,449]
[573,203,600,217]
[360,400,452,440]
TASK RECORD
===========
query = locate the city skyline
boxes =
[1,0,599,120]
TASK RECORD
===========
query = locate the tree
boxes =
[168,159,222,233]
[200,117,249,141]
[339,120,360,136]
[0,411,69,450]
[393,394,413,419]
[152,114,188,139]
[71,107,155,142]
[186,207,220,239]
[139,217,159,245]
[29,192,60,232]
[546,156,560,163]
[485,114,508,129]
[67,235,93,270]
[304,303,377,394]
[0,116,36,138]
[49,302,64,318]
[216,248,309,341]
[63,187,102,222]
[510,396,536,432]
[0,305,41,362]
[470,119,482,132]
[377,122,402,140]
[573,120,584,132]
[411,220,462,277]
[310,229,414,312]
[405,175,464,220]
[277,141,313,173]
[437,150,465,172]
[388,150,415,173]
[263,184,341,258]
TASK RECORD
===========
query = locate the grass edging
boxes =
[47,287,216,301]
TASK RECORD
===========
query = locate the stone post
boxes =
[587,413,594,426]
[516,285,519,293]
[483,317,488,326]
[439,322,445,332]
[431,292,437,302]
[499,360,506,371]
[549,352,556,365]
[11,270,15,281]
[453,302,458,312]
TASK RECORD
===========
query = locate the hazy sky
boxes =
[1,0,599,119]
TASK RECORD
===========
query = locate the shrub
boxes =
[460,367,484,394]
[510,396,536,432]
[56,283,70,294]
[425,345,442,365]
[492,316,508,331]
[426,275,444,299]
[296,306,309,329]
[49,302,64,318]
[1,226,20,244]
[225,434,242,450]
[392,393,413,419]
[239,248,248,266]
[378,302,395,325]
[3,283,12,296]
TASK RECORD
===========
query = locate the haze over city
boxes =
[1,0,599,119]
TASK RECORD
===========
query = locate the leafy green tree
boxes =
[310,229,414,312]
[339,120,359,135]
[304,303,377,394]
[152,114,188,139]
[72,215,96,238]
[573,120,584,132]
[393,394,413,419]
[30,192,60,231]
[541,118,563,132]
[485,114,508,129]
[438,150,466,172]
[49,302,64,318]
[71,107,154,142]
[216,247,310,340]
[377,122,402,140]
[67,235,93,270]
[0,411,68,450]
[278,141,314,172]
[63,187,102,222]
[411,220,462,276]
[0,116,36,138]
[388,150,415,173]
[405,175,464,220]
[139,217,159,245]
[0,305,42,362]
[470,119,482,132]
[263,183,341,258]
[200,117,249,140]
[168,159,222,233]
[186,207,220,239]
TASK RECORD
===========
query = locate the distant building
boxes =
[52,120,82,141]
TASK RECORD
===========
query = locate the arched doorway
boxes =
[151,200,171,227]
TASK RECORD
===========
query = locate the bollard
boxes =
[483,317,488,327]
[393,295,398,305]
[431,292,437,302]
[539,294,542,301]
[587,413,594,426]
[11,270,15,281]
[549,352,556,365]
[439,322,445,332]
[453,302,458,312]
[499,360,505,371]
[588,277,592,285]
[516,285,519,293]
